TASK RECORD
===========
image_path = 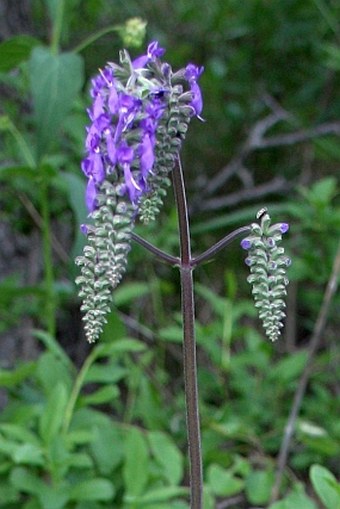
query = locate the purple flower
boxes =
[279,223,289,234]
[241,238,252,250]
[132,41,165,69]
[86,177,97,212]
[140,133,155,177]
[117,141,141,202]
[185,64,204,117]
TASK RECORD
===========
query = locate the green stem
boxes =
[72,25,121,54]
[40,172,56,337]
[172,158,203,509]
[62,348,98,433]
[50,0,65,54]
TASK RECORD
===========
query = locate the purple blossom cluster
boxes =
[81,41,204,213]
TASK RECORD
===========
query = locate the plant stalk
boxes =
[172,157,203,509]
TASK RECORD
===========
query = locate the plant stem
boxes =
[172,157,203,509]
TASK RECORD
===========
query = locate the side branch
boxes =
[191,225,251,267]
[131,232,179,266]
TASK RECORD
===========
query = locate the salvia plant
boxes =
[75,41,291,508]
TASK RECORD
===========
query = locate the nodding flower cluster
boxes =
[76,41,203,342]
[81,41,203,214]
[241,208,291,342]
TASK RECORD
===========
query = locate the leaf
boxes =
[12,443,44,466]
[310,464,340,509]
[159,326,183,343]
[94,338,146,358]
[80,385,119,406]
[0,363,36,387]
[90,422,124,475]
[269,351,307,384]
[85,363,126,384]
[10,467,44,495]
[245,469,274,505]
[148,431,183,486]
[123,426,149,497]
[125,486,188,505]
[28,47,84,157]
[269,482,317,509]
[207,464,244,497]
[39,382,68,443]
[69,478,115,501]
[113,282,151,306]
[0,35,40,71]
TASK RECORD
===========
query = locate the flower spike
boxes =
[76,41,203,342]
[241,208,291,341]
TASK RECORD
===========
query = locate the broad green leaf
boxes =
[245,469,274,505]
[148,431,183,485]
[125,486,188,505]
[12,443,44,466]
[80,385,119,406]
[207,464,244,497]
[39,382,68,443]
[0,363,36,387]
[0,165,37,181]
[36,352,73,395]
[94,338,146,358]
[28,47,84,157]
[10,467,44,495]
[0,35,40,71]
[269,482,317,509]
[113,282,151,306]
[90,422,124,475]
[310,464,340,509]
[159,326,183,343]
[0,481,19,503]
[38,482,70,509]
[269,351,307,384]
[33,330,72,370]
[85,363,126,384]
[123,426,149,497]
[70,478,115,501]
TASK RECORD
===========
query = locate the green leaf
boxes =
[39,382,68,443]
[207,464,244,497]
[125,486,188,505]
[10,467,44,495]
[159,326,183,343]
[148,431,183,485]
[12,443,44,466]
[28,47,84,157]
[245,469,274,505]
[269,351,307,384]
[94,338,146,358]
[269,482,317,509]
[70,478,115,501]
[310,464,340,509]
[113,282,151,306]
[0,362,36,387]
[85,363,126,384]
[90,422,124,475]
[0,35,40,71]
[123,426,149,497]
[80,385,119,406]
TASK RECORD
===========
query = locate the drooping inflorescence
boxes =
[241,208,291,341]
[76,41,203,342]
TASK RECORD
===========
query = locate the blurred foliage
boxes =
[0,0,340,507]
